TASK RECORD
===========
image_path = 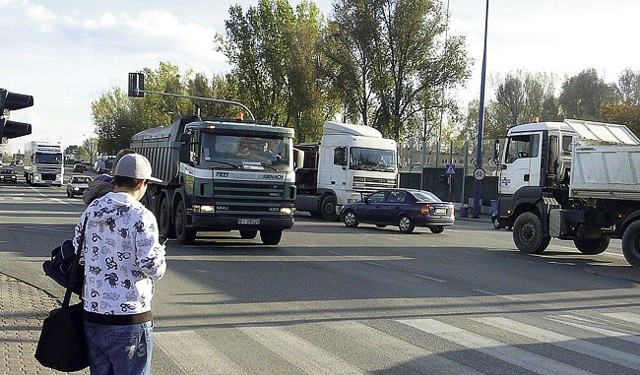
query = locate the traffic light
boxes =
[439,174,450,185]
[0,88,33,139]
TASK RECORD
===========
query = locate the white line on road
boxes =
[398,318,596,375]
[155,330,247,375]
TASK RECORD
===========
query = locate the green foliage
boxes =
[91,62,238,153]
[559,68,620,120]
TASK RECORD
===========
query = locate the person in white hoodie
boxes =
[74,153,166,375]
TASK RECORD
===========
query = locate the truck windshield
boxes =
[350,148,397,172]
[35,152,62,164]
[200,133,292,171]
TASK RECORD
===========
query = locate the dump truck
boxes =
[493,118,640,266]
[130,114,298,245]
[126,72,298,245]
[295,121,398,220]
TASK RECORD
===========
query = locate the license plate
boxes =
[237,218,260,225]
[434,208,447,216]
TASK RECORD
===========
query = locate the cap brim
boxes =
[147,176,162,183]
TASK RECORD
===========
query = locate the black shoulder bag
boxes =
[35,215,90,372]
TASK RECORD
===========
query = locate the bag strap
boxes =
[62,214,89,309]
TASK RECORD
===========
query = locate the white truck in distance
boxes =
[493,118,640,266]
[23,140,64,186]
[295,121,398,220]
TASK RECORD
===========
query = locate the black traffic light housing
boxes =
[0,88,33,139]
[439,174,450,185]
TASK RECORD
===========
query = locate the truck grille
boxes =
[212,180,289,216]
[352,176,398,194]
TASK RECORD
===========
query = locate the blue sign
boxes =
[445,164,456,175]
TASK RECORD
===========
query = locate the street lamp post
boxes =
[472,0,490,218]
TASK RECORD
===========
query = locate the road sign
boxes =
[473,167,486,180]
[445,164,456,175]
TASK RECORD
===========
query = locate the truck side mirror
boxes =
[179,133,191,164]
[293,148,304,171]
[492,139,501,165]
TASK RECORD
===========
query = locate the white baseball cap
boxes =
[114,154,161,182]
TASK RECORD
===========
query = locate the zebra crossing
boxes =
[154,311,640,374]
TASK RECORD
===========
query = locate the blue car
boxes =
[340,189,455,234]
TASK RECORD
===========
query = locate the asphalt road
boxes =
[1,179,640,374]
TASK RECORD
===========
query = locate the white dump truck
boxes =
[295,121,398,220]
[493,118,640,266]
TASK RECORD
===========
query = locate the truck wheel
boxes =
[343,209,359,227]
[175,200,196,245]
[320,195,338,221]
[512,212,550,254]
[622,221,640,267]
[159,196,176,239]
[260,230,282,245]
[574,237,610,255]
[398,214,415,234]
[240,230,258,239]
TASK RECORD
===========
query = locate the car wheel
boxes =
[343,210,359,228]
[429,226,444,234]
[398,215,415,234]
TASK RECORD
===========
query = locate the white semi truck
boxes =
[493,118,640,266]
[295,121,398,220]
[23,140,64,186]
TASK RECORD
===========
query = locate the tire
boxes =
[175,199,196,245]
[574,237,610,255]
[343,210,359,228]
[429,225,444,234]
[240,230,258,239]
[320,195,338,221]
[512,212,550,254]
[492,216,501,230]
[260,230,282,245]
[622,221,640,267]
[398,215,415,234]
[159,195,176,239]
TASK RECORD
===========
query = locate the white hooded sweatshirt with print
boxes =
[75,191,166,316]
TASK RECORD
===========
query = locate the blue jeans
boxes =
[84,320,154,375]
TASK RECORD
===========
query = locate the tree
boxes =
[330,0,470,141]
[559,68,619,120]
[216,0,295,125]
[618,68,640,105]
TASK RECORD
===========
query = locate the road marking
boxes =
[476,316,640,371]
[398,318,596,375]
[413,274,445,283]
[238,325,366,375]
[603,312,640,325]
[327,320,482,374]
[155,330,247,374]
[548,315,640,345]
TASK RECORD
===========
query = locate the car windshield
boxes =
[350,147,397,172]
[2,169,15,174]
[198,133,293,172]
[412,191,442,203]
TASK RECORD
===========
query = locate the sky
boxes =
[1,0,639,155]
